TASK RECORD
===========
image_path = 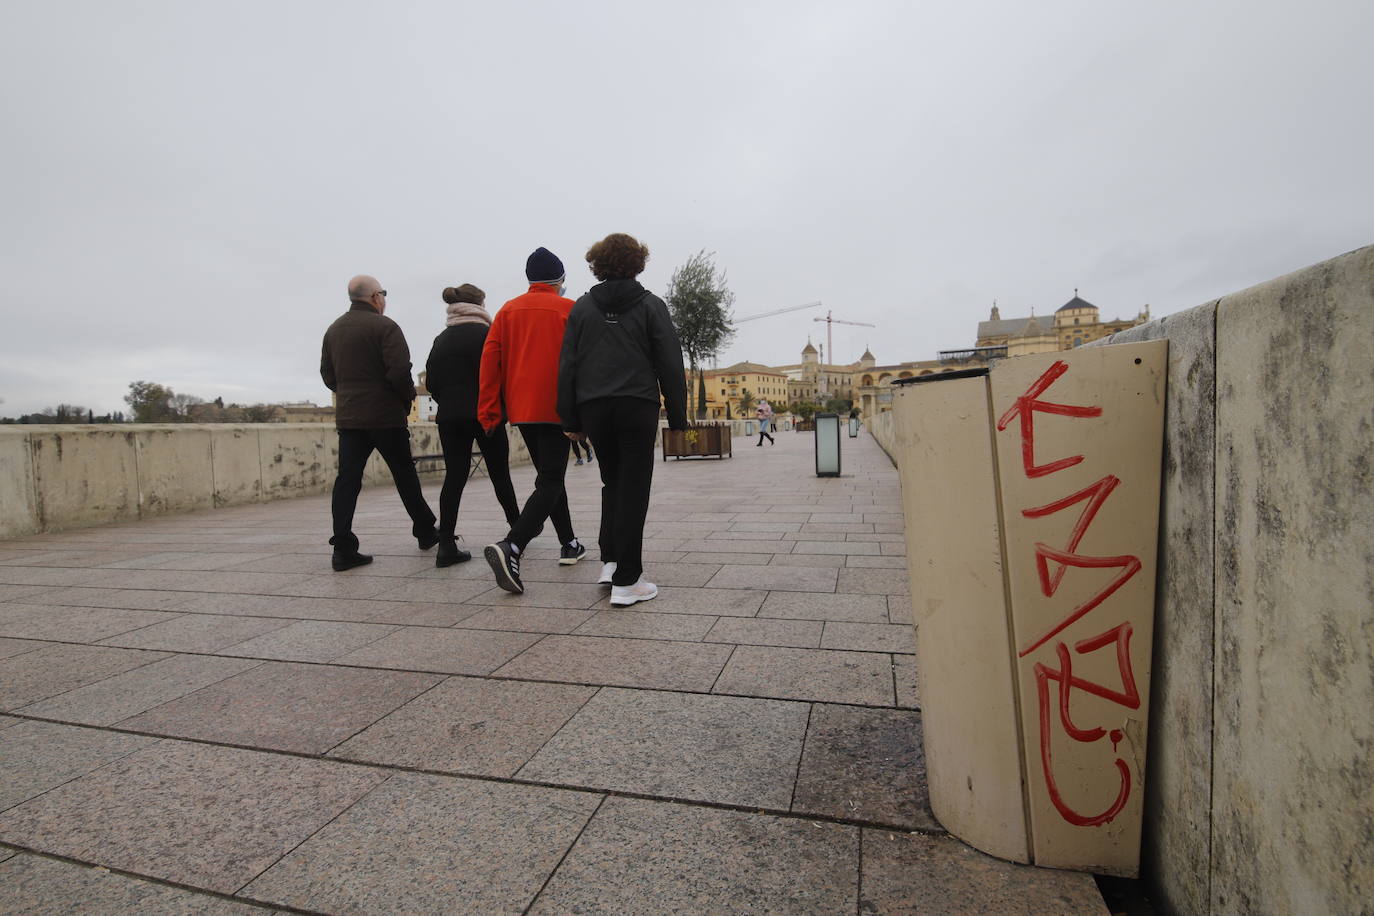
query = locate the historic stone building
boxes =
[698,362,790,419]
[975,293,1149,357]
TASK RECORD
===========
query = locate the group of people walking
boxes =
[319,234,688,606]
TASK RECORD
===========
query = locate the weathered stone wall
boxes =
[0,423,530,538]
[1093,244,1373,915]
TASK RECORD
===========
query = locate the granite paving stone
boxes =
[821,621,917,654]
[0,740,386,895]
[714,645,897,706]
[513,558,607,584]
[117,661,442,754]
[329,676,597,777]
[527,797,858,915]
[17,654,262,726]
[837,567,911,595]
[244,772,601,916]
[859,829,1110,915]
[272,573,411,599]
[216,619,400,662]
[708,563,835,590]
[758,591,891,623]
[452,605,596,634]
[703,616,823,649]
[494,634,733,692]
[466,582,611,609]
[573,610,717,641]
[768,552,848,567]
[790,539,884,555]
[673,538,790,554]
[0,720,155,812]
[173,592,293,616]
[0,636,45,659]
[0,853,265,915]
[0,603,180,643]
[894,653,921,708]
[0,644,169,710]
[792,704,936,830]
[264,595,423,622]
[16,587,196,609]
[888,594,914,625]
[846,554,909,568]
[592,585,766,617]
[333,626,541,675]
[680,551,771,565]
[518,688,809,809]
[0,583,57,602]
[366,577,497,604]
[99,613,293,652]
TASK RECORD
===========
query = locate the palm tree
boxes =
[738,388,756,417]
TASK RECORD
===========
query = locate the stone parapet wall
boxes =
[0,423,532,539]
[1086,244,1372,916]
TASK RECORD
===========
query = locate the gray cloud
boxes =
[2,0,1370,415]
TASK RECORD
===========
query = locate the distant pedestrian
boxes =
[321,275,438,571]
[424,283,522,567]
[570,439,594,465]
[479,248,586,594]
[558,232,689,606]
[756,398,775,446]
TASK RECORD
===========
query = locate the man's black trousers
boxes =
[437,419,521,537]
[331,427,435,552]
[581,397,659,586]
[509,423,575,550]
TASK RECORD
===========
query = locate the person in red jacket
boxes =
[479,248,586,594]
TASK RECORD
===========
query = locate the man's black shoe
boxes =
[417,527,441,550]
[484,540,523,594]
[436,536,471,568]
[559,541,587,565]
[332,550,373,572]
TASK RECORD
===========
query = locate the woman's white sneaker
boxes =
[609,578,657,606]
[598,562,617,585]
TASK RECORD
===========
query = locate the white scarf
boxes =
[446,302,492,327]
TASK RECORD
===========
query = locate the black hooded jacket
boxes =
[557,279,689,432]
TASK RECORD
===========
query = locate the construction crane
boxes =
[710,301,822,370]
[735,301,822,323]
[813,310,876,397]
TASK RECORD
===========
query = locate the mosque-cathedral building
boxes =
[698,293,1150,419]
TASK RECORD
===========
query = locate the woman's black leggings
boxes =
[437,419,520,537]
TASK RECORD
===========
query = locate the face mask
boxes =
[558,283,567,297]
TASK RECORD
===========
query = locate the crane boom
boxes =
[736,301,822,322]
[811,310,878,398]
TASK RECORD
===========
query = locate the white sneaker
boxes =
[610,578,658,606]
[598,562,617,585]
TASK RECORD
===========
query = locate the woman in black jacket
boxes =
[557,234,689,605]
[425,284,521,566]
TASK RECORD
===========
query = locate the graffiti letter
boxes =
[996,360,1103,478]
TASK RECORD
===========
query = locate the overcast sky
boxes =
[2,0,1370,416]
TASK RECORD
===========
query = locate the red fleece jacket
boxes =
[478,283,574,430]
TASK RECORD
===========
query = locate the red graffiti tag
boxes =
[995,360,1103,478]
[1033,623,1139,826]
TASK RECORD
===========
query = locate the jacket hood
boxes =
[588,279,647,313]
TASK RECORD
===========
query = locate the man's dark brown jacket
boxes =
[320,301,416,429]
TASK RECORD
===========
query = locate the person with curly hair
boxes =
[558,233,689,606]
[424,283,522,567]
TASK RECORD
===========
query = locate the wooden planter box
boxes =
[794,419,816,432]
[662,424,732,460]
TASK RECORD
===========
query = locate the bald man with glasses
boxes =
[321,274,439,571]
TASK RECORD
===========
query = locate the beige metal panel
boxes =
[894,379,1031,864]
[989,341,1166,875]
